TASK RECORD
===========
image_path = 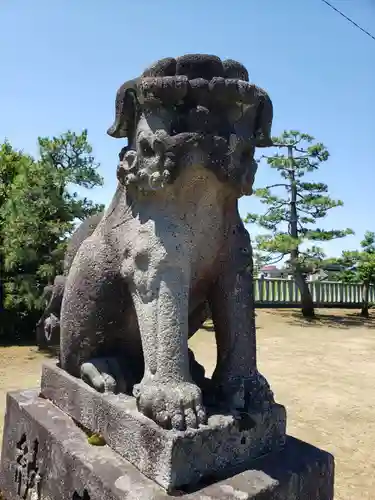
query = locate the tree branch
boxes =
[256,252,287,266]
[263,201,287,217]
[296,192,307,202]
[269,254,288,265]
[296,206,316,216]
[265,183,289,189]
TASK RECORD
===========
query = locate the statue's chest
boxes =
[180,202,227,268]
[122,200,228,278]
[117,172,235,282]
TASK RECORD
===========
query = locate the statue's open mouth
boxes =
[118,130,257,194]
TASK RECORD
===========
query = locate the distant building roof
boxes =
[261,265,279,271]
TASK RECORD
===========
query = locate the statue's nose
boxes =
[139,132,168,158]
[152,137,166,155]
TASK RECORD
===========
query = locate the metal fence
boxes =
[254,278,375,307]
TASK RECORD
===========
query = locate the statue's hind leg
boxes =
[60,240,139,394]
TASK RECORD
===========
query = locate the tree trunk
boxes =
[294,271,315,318]
[360,282,370,318]
[288,145,315,319]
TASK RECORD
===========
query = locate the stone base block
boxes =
[0,390,334,500]
[40,362,287,490]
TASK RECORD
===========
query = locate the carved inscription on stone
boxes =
[15,434,41,499]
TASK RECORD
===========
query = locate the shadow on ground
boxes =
[201,319,262,332]
[0,337,57,358]
[265,309,375,329]
[0,337,36,348]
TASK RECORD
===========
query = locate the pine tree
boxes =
[245,130,353,317]
[335,232,375,317]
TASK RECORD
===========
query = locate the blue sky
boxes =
[1,0,374,257]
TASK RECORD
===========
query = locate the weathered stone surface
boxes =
[56,53,275,433]
[0,390,334,499]
[41,362,286,491]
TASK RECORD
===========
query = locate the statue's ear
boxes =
[107,78,139,140]
[254,91,273,148]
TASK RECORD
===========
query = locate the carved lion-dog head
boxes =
[107,54,273,195]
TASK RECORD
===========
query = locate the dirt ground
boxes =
[1,308,375,499]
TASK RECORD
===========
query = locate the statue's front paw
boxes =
[133,380,207,431]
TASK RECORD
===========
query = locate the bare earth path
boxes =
[1,309,375,499]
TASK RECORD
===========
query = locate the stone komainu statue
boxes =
[57,54,274,431]
[36,213,104,349]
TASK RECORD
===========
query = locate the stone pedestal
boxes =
[40,362,287,491]
[0,389,334,500]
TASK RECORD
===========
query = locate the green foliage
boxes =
[245,130,353,272]
[0,131,104,339]
[335,232,375,285]
[331,232,375,316]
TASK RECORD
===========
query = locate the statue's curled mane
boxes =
[107,55,273,193]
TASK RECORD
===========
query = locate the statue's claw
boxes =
[133,380,207,431]
[81,357,129,394]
